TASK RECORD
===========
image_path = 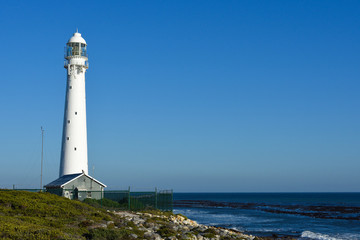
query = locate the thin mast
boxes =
[40,127,44,190]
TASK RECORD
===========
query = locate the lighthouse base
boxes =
[45,173,106,201]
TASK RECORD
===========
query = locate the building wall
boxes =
[46,188,63,197]
[61,175,104,201]
[59,57,88,177]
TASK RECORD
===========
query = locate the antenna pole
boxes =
[40,127,44,191]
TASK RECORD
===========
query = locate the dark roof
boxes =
[44,173,107,188]
[44,173,82,188]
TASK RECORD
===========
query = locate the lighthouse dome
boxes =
[68,32,86,45]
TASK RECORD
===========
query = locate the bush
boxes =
[84,228,128,240]
[0,190,114,239]
[156,225,177,238]
[203,228,217,238]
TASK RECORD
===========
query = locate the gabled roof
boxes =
[85,174,107,188]
[45,173,107,188]
[45,173,82,188]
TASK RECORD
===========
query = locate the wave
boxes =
[301,231,360,240]
[175,205,360,239]
[173,209,209,215]
[174,200,360,220]
[301,231,338,240]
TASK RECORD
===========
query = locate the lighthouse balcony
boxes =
[64,60,89,69]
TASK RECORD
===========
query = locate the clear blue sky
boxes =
[0,1,359,192]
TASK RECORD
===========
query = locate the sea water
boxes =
[173,193,360,240]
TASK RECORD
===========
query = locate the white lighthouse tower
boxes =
[59,31,89,177]
[45,31,106,198]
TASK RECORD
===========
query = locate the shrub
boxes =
[156,225,177,237]
[203,228,217,238]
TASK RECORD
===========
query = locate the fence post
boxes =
[128,186,131,210]
[155,187,158,210]
[171,189,173,212]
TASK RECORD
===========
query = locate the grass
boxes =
[202,228,217,238]
[83,228,137,240]
[156,225,178,238]
[0,190,253,240]
[0,190,133,239]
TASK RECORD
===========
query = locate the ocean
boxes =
[173,193,360,240]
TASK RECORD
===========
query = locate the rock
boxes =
[181,226,190,231]
[153,233,162,240]
[197,225,207,232]
[138,227,147,231]
[133,219,145,225]
[112,210,256,240]
[145,222,155,228]
[143,232,153,238]
[143,231,163,240]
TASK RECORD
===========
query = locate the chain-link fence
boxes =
[9,188,173,212]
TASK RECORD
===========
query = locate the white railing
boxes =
[64,60,89,69]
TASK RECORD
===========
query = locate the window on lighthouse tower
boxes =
[81,43,86,56]
[66,42,86,57]
[67,42,81,56]
[72,43,79,55]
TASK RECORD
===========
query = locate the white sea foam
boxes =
[252,228,284,232]
[173,209,209,215]
[301,231,360,240]
[231,227,245,232]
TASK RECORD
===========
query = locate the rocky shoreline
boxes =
[106,210,296,240]
[110,210,255,240]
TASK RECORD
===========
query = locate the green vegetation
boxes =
[84,228,135,240]
[0,190,138,239]
[156,225,178,238]
[203,228,217,238]
[0,190,254,240]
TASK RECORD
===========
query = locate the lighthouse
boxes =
[45,31,106,199]
[59,31,89,177]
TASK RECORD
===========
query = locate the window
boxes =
[67,137,69,140]
[72,43,80,56]
[69,86,72,89]
[75,112,77,115]
[74,147,77,151]
[67,120,70,124]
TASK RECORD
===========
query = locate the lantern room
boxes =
[65,32,87,58]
